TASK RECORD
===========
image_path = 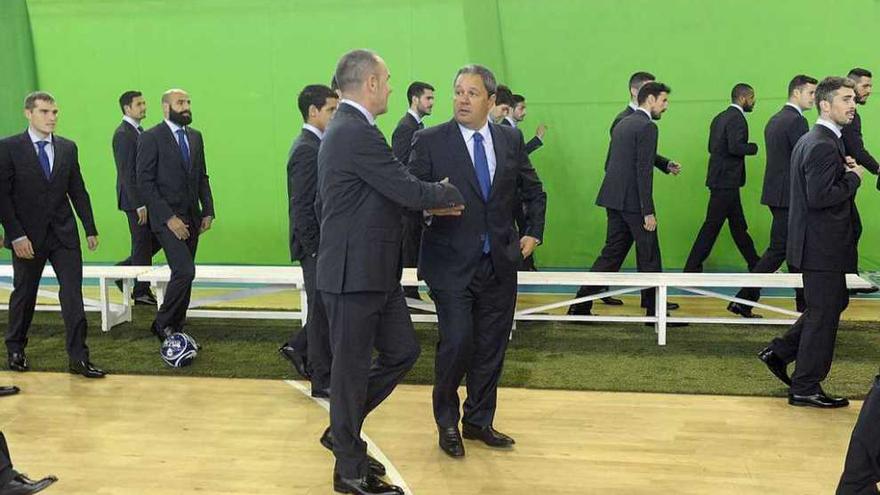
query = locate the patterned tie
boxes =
[472,132,492,253]
[176,129,191,171]
[36,141,51,179]
[137,125,144,134]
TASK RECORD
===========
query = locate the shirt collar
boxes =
[636,107,653,120]
[27,127,52,145]
[504,116,517,128]
[407,109,422,124]
[303,123,324,140]
[628,101,639,112]
[340,99,376,126]
[165,119,185,134]
[730,103,746,117]
[816,117,843,138]
[785,102,804,116]
[458,121,491,144]
[123,115,142,130]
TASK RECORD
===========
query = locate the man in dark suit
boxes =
[317,49,464,495]
[0,92,105,378]
[391,81,434,301]
[565,83,686,325]
[278,84,338,398]
[0,430,57,494]
[758,76,864,408]
[729,75,816,318]
[837,371,880,494]
[410,64,546,459]
[684,83,761,273]
[136,89,215,341]
[112,90,159,305]
[570,72,683,312]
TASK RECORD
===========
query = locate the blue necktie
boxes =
[176,129,191,170]
[36,141,51,179]
[472,132,491,253]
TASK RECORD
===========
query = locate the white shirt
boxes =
[303,123,324,141]
[730,104,746,117]
[504,116,517,128]
[458,122,497,183]
[123,115,143,132]
[816,117,843,138]
[164,119,190,151]
[28,127,54,172]
[407,109,423,124]
[785,102,804,117]
[636,107,653,120]
[628,101,639,112]
[340,99,376,126]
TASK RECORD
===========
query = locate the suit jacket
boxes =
[706,106,758,189]
[787,125,861,272]
[287,128,321,261]
[596,110,659,216]
[136,122,215,233]
[499,118,543,154]
[606,106,670,173]
[0,131,98,250]
[391,112,422,163]
[760,105,809,208]
[410,119,547,290]
[112,120,143,211]
[316,103,463,294]
[842,109,880,180]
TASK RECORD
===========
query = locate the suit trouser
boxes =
[431,254,517,429]
[573,209,661,313]
[400,211,423,297]
[153,224,199,331]
[684,188,760,272]
[285,254,331,389]
[837,374,880,495]
[0,432,17,488]
[768,270,848,395]
[5,230,89,362]
[321,286,420,479]
[734,206,805,311]
[116,209,161,297]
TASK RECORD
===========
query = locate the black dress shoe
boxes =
[461,422,515,448]
[320,427,386,477]
[133,292,158,306]
[849,285,880,295]
[0,386,20,397]
[788,392,849,408]
[667,302,680,311]
[69,360,106,379]
[0,473,58,494]
[728,302,762,319]
[150,322,173,343]
[278,344,310,380]
[333,472,402,495]
[311,387,330,399]
[758,347,791,386]
[7,353,28,372]
[566,304,592,316]
[600,296,623,306]
[438,425,465,458]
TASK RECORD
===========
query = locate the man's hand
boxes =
[200,216,213,234]
[12,237,34,260]
[136,207,148,226]
[536,123,548,140]
[644,214,657,232]
[520,235,540,258]
[166,215,190,240]
[846,156,866,180]
[87,236,99,251]
[427,205,465,216]
[667,161,682,175]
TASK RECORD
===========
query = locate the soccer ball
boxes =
[160,332,198,368]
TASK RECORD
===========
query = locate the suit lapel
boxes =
[159,123,189,174]
[18,132,49,183]
[488,123,506,201]
[445,120,483,201]
[48,138,64,182]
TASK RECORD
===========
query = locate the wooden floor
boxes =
[0,372,867,494]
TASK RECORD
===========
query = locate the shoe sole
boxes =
[788,399,849,408]
[461,433,515,448]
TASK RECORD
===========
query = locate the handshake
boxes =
[430,178,466,217]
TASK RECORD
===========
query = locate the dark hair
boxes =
[512,94,526,106]
[118,90,143,113]
[297,84,338,121]
[454,64,497,96]
[629,71,655,90]
[787,75,818,96]
[406,81,434,106]
[495,84,515,106]
[815,76,856,111]
[330,75,339,92]
[335,49,381,93]
[637,82,671,104]
[847,68,872,80]
[24,91,55,110]
[730,83,754,102]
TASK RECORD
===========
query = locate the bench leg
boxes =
[299,284,309,326]
[99,277,110,332]
[656,285,667,346]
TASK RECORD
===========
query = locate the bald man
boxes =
[136,89,215,341]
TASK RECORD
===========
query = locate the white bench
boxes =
[136,265,873,346]
[0,264,151,331]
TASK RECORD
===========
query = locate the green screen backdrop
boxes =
[9,0,880,271]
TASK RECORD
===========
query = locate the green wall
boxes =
[11,0,880,270]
